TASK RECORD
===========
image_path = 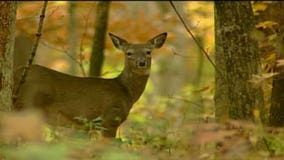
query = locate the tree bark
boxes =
[214,1,264,122]
[0,2,17,111]
[89,1,111,77]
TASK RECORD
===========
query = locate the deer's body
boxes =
[14,33,167,137]
[15,64,146,137]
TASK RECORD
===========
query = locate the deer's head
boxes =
[109,33,167,75]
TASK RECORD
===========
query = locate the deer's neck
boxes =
[117,67,149,103]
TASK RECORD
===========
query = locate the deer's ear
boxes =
[147,32,167,49]
[109,33,128,50]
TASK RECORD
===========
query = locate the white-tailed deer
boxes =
[14,33,167,137]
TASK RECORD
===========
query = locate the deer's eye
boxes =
[146,51,151,55]
[126,51,133,56]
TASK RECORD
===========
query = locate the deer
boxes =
[13,32,167,137]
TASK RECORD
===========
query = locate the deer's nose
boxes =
[137,60,147,68]
[139,61,146,67]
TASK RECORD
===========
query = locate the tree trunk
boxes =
[214,1,264,122]
[270,63,284,126]
[89,1,111,77]
[257,2,284,126]
[270,28,284,125]
[0,2,17,111]
[67,1,78,75]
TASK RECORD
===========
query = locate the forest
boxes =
[0,1,284,160]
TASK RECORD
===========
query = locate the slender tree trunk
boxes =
[214,1,264,122]
[0,2,17,111]
[156,1,170,14]
[89,1,111,77]
[193,36,205,88]
[68,1,78,75]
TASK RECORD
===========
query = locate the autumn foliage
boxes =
[0,1,284,160]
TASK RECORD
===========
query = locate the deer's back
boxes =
[15,65,132,126]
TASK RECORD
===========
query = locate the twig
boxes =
[169,1,217,70]
[40,41,66,53]
[40,41,86,75]
[262,137,272,154]
[168,94,203,108]
[171,47,190,58]
[16,4,57,22]
[13,1,48,104]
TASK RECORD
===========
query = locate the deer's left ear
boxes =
[109,33,128,50]
[147,32,167,49]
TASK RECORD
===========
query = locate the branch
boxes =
[13,1,48,104]
[40,41,86,76]
[169,1,217,70]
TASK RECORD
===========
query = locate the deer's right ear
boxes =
[147,32,167,49]
[109,33,128,50]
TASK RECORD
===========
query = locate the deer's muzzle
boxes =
[136,59,148,69]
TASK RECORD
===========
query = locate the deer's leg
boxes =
[102,126,118,137]
[102,105,127,138]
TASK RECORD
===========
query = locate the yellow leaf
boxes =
[253,109,260,120]
[268,34,277,41]
[249,73,279,88]
[253,3,268,12]
[256,21,278,29]
[277,59,284,67]
[265,53,276,62]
